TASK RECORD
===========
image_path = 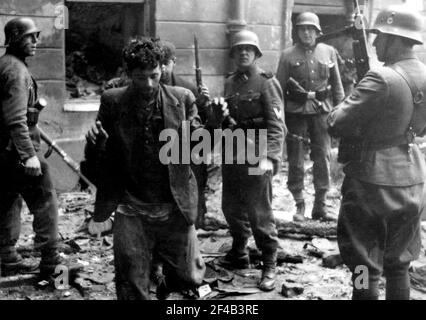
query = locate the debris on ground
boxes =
[1,163,425,300]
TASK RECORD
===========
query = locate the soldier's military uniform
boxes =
[222,64,285,261]
[0,18,63,276]
[276,13,344,221]
[215,30,285,291]
[328,6,426,300]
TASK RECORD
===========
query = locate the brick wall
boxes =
[155,0,285,97]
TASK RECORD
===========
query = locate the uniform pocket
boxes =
[238,92,262,120]
[319,62,330,79]
[289,60,306,80]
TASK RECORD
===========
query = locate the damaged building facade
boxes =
[1,0,425,190]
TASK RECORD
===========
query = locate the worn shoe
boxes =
[311,202,337,222]
[1,252,39,277]
[293,201,306,222]
[258,267,276,292]
[218,251,250,270]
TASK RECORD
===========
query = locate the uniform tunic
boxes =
[276,43,344,201]
[221,64,286,262]
[0,52,59,253]
[328,54,426,286]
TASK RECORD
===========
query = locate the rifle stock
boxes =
[39,128,96,192]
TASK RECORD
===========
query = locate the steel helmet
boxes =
[230,29,263,57]
[4,17,40,46]
[295,12,322,33]
[370,5,424,45]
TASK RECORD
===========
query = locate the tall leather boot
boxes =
[386,273,410,300]
[291,190,305,222]
[258,252,277,292]
[352,275,379,300]
[311,191,337,222]
[293,201,306,222]
[218,238,250,269]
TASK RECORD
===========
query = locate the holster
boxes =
[27,107,40,126]
[286,90,308,104]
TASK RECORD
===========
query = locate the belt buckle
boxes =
[307,91,316,100]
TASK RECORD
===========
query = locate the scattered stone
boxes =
[281,281,304,298]
[322,253,344,269]
[277,251,304,265]
[197,284,212,298]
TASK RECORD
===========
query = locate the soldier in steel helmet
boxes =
[276,12,345,222]
[209,29,286,291]
[0,18,78,276]
[328,5,426,300]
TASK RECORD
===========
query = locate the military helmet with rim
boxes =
[4,17,41,46]
[370,5,424,45]
[295,12,322,33]
[230,29,263,58]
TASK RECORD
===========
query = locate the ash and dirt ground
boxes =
[1,161,426,300]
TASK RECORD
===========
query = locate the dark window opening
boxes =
[65,1,147,101]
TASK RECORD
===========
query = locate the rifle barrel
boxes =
[194,35,200,68]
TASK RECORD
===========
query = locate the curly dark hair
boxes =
[122,37,164,72]
[158,40,176,65]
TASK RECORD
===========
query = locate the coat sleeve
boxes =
[328,70,388,138]
[276,52,289,98]
[2,66,35,161]
[261,77,287,172]
[183,89,203,130]
[91,92,123,222]
[330,48,345,106]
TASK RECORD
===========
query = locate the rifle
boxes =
[194,35,237,128]
[317,0,370,82]
[194,35,203,87]
[318,0,371,163]
[34,99,96,192]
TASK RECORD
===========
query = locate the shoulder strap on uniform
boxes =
[390,64,426,139]
[226,71,237,79]
[391,64,424,105]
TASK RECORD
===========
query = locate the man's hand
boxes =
[24,155,42,176]
[258,158,274,174]
[86,121,109,146]
[206,97,229,128]
[88,218,113,237]
[196,85,210,106]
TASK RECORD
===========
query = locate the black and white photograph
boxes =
[0,0,425,307]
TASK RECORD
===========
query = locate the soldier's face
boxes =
[19,33,39,57]
[130,65,162,96]
[161,58,176,84]
[297,26,318,47]
[373,32,388,62]
[233,45,258,69]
